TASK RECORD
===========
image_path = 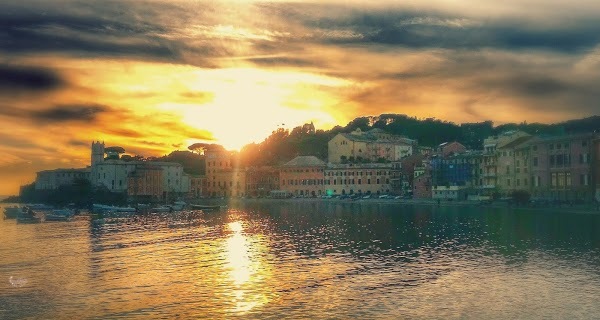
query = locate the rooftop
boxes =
[282,156,326,167]
[498,136,534,150]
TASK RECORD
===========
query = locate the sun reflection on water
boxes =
[224,220,272,314]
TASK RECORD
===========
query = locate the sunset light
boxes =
[1,1,600,319]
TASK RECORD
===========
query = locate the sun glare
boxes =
[159,68,345,150]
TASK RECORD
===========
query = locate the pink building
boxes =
[413,159,432,199]
[437,141,466,158]
[529,133,598,201]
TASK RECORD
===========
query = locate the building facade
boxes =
[324,163,394,196]
[127,165,164,202]
[245,167,280,197]
[528,134,598,201]
[204,146,246,197]
[279,156,326,197]
[328,128,414,164]
[35,168,91,190]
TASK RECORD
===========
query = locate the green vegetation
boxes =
[153,150,205,176]
[1,195,20,203]
[236,114,600,167]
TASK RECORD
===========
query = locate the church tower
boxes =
[91,141,105,166]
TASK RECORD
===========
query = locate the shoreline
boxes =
[222,197,600,215]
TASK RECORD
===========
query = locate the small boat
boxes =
[16,209,45,224]
[152,201,187,213]
[189,204,222,211]
[92,204,136,214]
[45,209,75,222]
[3,206,25,219]
[151,206,173,213]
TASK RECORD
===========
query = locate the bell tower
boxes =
[91,141,105,166]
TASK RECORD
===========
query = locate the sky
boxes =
[1,0,600,194]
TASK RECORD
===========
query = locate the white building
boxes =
[90,142,190,196]
[35,168,91,190]
[432,185,469,200]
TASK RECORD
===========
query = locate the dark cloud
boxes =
[0,1,225,67]
[259,3,600,53]
[245,56,322,68]
[0,64,65,92]
[31,104,109,123]
[67,139,90,147]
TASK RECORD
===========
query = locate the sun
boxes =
[162,67,346,150]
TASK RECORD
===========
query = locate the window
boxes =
[558,172,565,187]
[507,179,511,186]
[533,157,538,166]
[566,172,571,187]
[556,154,563,166]
[506,166,510,174]
[582,141,588,147]
[549,155,555,166]
[549,143,554,150]
[516,179,520,186]
[551,173,557,187]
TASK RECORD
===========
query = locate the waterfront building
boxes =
[430,151,482,199]
[480,131,531,195]
[34,168,91,190]
[279,156,326,197]
[204,146,246,197]
[413,159,432,199]
[328,128,415,164]
[495,135,534,196]
[324,163,394,196]
[432,185,469,200]
[528,133,598,201]
[594,137,600,202]
[127,165,163,202]
[399,154,427,196]
[189,175,206,199]
[245,166,280,197]
[90,142,190,199]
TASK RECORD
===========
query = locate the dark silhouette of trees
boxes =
[237,114,600,168]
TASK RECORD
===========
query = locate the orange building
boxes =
[127,165,164,202]
[279,156,326,197]
[245,167,279,197]
[204,146,246,197]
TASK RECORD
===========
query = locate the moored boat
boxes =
[16,208,45,224]
[45,209,75,222]
[3,206,25,219]
[189,204,222,211]
[92,204,137,214]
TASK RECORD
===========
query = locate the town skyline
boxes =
[2,0,600,194]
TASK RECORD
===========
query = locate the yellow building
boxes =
[279,156,326,197]
[324,163,394,196]
[204,146,246,197]
[328,128,414,164]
